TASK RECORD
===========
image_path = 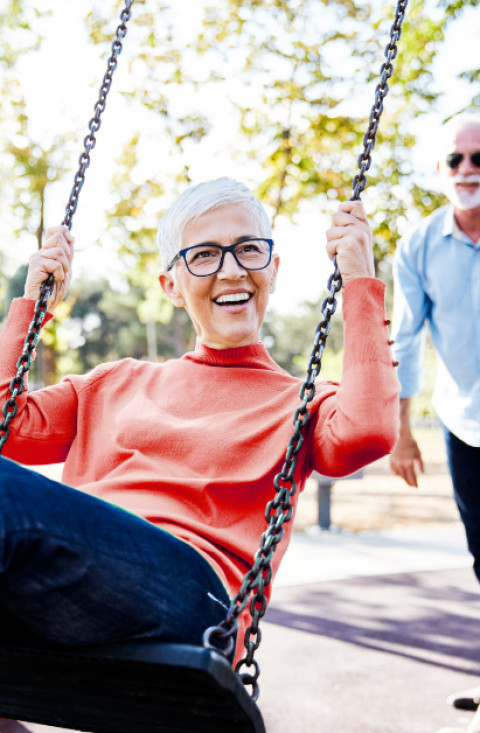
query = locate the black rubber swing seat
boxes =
[0,624,266,733]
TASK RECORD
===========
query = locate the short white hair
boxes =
[158,177,272,269]
[441,112,480,148]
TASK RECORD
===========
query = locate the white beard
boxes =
[444,174,480,210]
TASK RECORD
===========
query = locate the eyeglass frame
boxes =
[445,152,480,170]
[166,237,275,277]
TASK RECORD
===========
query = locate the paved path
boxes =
[258,527,480,732]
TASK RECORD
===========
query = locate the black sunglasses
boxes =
[446,152,480,169]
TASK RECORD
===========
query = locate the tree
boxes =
[0,90,74,384]
[0,2,52,234]
[0,2,72,385]
[263,293,345,379]
[194,0,454,266]
[55,277,195,378]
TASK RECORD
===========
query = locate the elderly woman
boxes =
[0,177,399,671]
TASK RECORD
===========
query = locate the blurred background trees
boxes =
[0,0,477,416]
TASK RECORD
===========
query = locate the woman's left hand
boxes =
[325,201,375,282]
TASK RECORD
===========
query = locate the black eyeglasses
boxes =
[446,152,480,169]
[166,238,274,277]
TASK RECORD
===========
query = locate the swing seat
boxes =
[0,623,266,733]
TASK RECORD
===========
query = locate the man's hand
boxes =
[389,397,425,488]
[389,432,425,488]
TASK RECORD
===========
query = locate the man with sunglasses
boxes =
[389,113,480,733]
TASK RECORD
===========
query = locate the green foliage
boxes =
[441,0,480,17]
[3,105,71,243]
[262,292,344,377]
[55,278,195,377]
[195,0,454,267]
[0,1,47,68]
[0,1,72,245]
[0,3,71,385]
[198,0,374,218]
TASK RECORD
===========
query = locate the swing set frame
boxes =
[0,1,408,730]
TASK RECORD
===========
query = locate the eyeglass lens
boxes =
[446,152,480,169]
[185,240,271,276]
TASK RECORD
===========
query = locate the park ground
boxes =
[294,424,460,533]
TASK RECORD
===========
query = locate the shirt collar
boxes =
[442,206,457,238]
[443,205,479,246]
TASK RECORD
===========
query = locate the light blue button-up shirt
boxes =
[392,204,480,447]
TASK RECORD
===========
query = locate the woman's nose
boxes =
[217,251,247,278]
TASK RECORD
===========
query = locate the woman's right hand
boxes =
[325,201,375,282]
[24,225,74,311]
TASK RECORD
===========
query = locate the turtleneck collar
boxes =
[183,340,284,371]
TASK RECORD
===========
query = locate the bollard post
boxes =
[315,475,335,530]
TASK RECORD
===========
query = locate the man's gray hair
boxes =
[441,112,480,145]
[158,177,272,269]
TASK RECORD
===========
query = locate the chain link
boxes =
[0,1,134,454]
[351,0,408,201]
[203,0,408,700]
[63,1,133,230]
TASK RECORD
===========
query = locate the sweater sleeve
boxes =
[0,298,78,464]
[308,278,400,477]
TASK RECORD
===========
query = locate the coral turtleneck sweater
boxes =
[0,278,399,661]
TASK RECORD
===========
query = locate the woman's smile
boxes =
[212,289,253,309]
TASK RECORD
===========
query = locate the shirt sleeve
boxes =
[307,278,400,477]
[0,298,78,464]
[391,231,429,398]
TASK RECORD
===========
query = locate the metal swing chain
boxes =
[204,0,408,701]
[0,0,133,454]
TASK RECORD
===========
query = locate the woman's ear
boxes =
[269,253,280,293]
[159,272,186,307]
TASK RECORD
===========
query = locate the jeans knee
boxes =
[0,459,43,535]
[0,456,22,490]
[0,458,17,508]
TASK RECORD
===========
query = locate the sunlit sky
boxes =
[5,1,479,313]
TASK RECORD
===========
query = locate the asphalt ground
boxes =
[258,529,479,733]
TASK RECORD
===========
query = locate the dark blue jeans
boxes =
[442,425,480,584]
[0,456,232,652]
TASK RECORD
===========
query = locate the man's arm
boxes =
[389,230,430,487]
[389,397,424,488]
